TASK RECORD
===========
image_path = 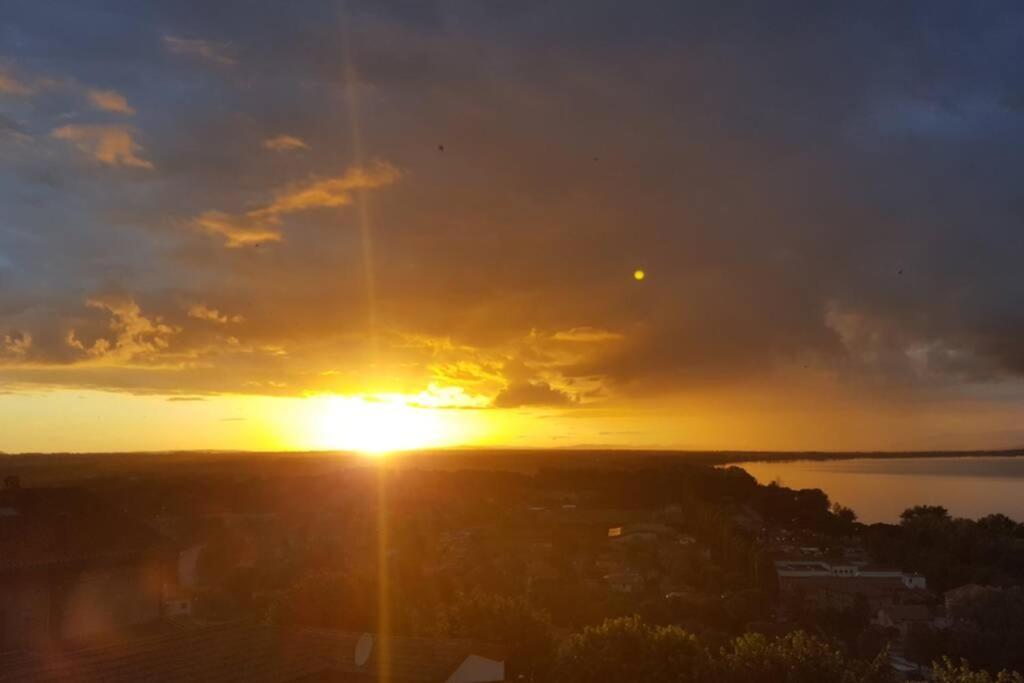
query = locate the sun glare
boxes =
[312,395,451,455]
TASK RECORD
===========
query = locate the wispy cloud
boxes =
[0,113,31,143]
[86,88,135,115]
[196,162,400,247]
[264,134,309,152]
[188,303,243,324]
[1,332,32,359]
[252,163,400,218]
[51,124,153,169]
[551,327,625,343]
[162,35,236,67]
[193,211,283,248]
[0,65,35,96]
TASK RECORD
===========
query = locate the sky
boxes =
[2,1,1024,453]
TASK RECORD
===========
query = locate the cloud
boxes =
[188,303,243,324]
[0,114,30,143]
[51,124,153,169]
[551,327,625,343]
[0,65,34,96]
[264,134,308,152]
[196,162,400,247]
[251,162,401,218]
[162,36,236,67]
[86,88,135,114]
[2,332,32,359]
[67,297,179,363]
[491,381,576,408]
[193,211,283,248]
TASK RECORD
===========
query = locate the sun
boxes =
[312,395,450,455]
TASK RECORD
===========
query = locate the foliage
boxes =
[554,616,709,683]
[438,590,555,682]
[554,618,893,683]
[933,658,1024,683]
[718,631,894,683]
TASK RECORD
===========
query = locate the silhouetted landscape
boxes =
[2,450,1024,681]
[6,1,1024,680]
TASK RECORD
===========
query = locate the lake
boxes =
[730,455,1024,524]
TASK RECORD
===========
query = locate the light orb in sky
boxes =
[633,269,646,281]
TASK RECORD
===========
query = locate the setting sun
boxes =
[311,395,453,455]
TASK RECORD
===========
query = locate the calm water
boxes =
[731,456,1024,524]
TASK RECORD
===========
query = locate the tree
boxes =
[718,631,894,683]
[932,658,1024,683]
[438,590,555,682]
[554,616,709,683]
[831,503,858,536]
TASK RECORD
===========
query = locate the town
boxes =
[1,450,1021,682]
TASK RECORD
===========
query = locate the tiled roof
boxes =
[0,621,503,683]
[0,487,171,571]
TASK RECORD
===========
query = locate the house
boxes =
[775,560,926,589]
[0,478,176,652]
[873,604,932,637]
[0,621,507,682]
[774,560,928,611]
[607,523,676,545]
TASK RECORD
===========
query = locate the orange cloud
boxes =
[197,162,400,247]
[1,332,32,358]
[86,88,135,114]
[188,303,243,324]
[263,134,309,152]
[251,162,401,218]
[551,326,625,343]
[67,297,179,363]
[51,124,153,169]
[193,211,283,248]
[0,66,34,96]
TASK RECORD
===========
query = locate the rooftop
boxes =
[0,621,504,683]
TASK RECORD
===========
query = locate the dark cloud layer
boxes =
[2,1,1024,418]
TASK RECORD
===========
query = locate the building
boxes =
[873,604,933,637]
[774,560,928,611]
[775,561,925,588]
[607,523,676,545]
[0,478,176,652]
[0,621,506,682]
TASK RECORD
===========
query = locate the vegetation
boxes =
[555,616,893,683]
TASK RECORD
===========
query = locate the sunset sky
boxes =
[3,2,1024,453]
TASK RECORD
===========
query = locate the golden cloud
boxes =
[86,88,135,115]
[197,162,400,247]
[551,326,625,343]
[66,297,179,363]
[263,134,309,152]
[188,303,243,324]
[251,162,401,218]
[0,66,34,96]
[193,211,283,248]
[51,124,153,169]
[1,332,32,358]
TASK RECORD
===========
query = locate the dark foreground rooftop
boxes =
[0,621,504,683]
